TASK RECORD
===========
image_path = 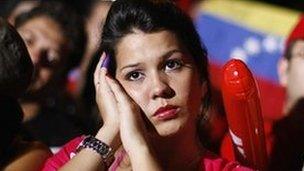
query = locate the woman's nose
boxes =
[150,73,175,99]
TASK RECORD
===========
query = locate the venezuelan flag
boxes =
[195,0,301,120]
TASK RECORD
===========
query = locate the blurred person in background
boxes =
[67,0,113,135]
[14,1,87,148]
[0,17,51,170]
[66,0,112,98]
[81,0,112,83]
[269,14,304,171]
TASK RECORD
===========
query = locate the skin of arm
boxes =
[3,141,52,171]
[59,53,120,171]
[59,126,119,171]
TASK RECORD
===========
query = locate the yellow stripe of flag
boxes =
[201,0,301,37]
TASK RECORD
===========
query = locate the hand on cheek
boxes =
[94,52,120,147]
[105,76,150,154]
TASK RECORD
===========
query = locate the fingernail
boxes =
[101,54,110,69]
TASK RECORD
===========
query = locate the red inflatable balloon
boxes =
[222,59,267,170]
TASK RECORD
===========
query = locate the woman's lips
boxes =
[153,105,180,121]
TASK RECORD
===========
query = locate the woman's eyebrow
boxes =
[163,49,184,58]
[119,49,184,72]
[119,63,142,72]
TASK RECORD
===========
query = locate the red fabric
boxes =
[201,152,254,171]
[42,136,84,171]
[286,14,304,48]
[42,135,253,171]
[175,0,192,12]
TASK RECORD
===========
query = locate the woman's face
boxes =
[115,30,205,136]
[18,16,66,93]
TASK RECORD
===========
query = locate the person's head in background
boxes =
[84,0,112,62]
[278,15,304,114]
[101,0,211,138]
[2,0,39,25]
[15,1,86,101]
[77,0,112,97]
[0,17,33,156]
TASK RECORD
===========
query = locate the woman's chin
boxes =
[154,120,185,137]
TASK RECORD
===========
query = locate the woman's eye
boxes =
[165,60,182,71]
[21,32,34,46]
[126,71,144,81]
[24,36,34,46]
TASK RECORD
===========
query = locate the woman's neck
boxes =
[150,126,205,170]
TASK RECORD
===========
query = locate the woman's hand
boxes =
[94,53,120,149]
[105,76,147,152]
[95,52,161,170]
[94,52,119,128]
[105,74,162,171]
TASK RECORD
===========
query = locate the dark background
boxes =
[0,0,303,18]
[255,0,304,12]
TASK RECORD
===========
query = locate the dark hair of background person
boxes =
[0,18,33,98]
[0,17,33,162]
[0,0,38,18]
[268,98,304,171]
[80,50,104,135]
[78,0,109,19]
[100,0,211,142]
[14,1,87,78]
[0,96,24,163]
[1,0,21,18]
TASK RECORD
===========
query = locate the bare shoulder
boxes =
[3,141,52,171]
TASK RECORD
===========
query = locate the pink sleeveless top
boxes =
[42,136,254,171]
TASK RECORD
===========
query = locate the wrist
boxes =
[76,135,114,168]
[127,142,150,160]
[96,125,120,150]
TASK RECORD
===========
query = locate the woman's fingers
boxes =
[105,76,133,108]
[93,52,106,86]
[105,76,143,130]
[93,52,119,126]
[106,76,149,154]
[94,52,113,98]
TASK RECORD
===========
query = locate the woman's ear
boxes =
[277,57,289,87]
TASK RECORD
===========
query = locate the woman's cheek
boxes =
[123,83,146,104]
[127,84,152,112]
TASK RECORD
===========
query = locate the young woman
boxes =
[44,0,252,170]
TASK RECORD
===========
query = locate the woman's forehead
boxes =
[115,30,182,57]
